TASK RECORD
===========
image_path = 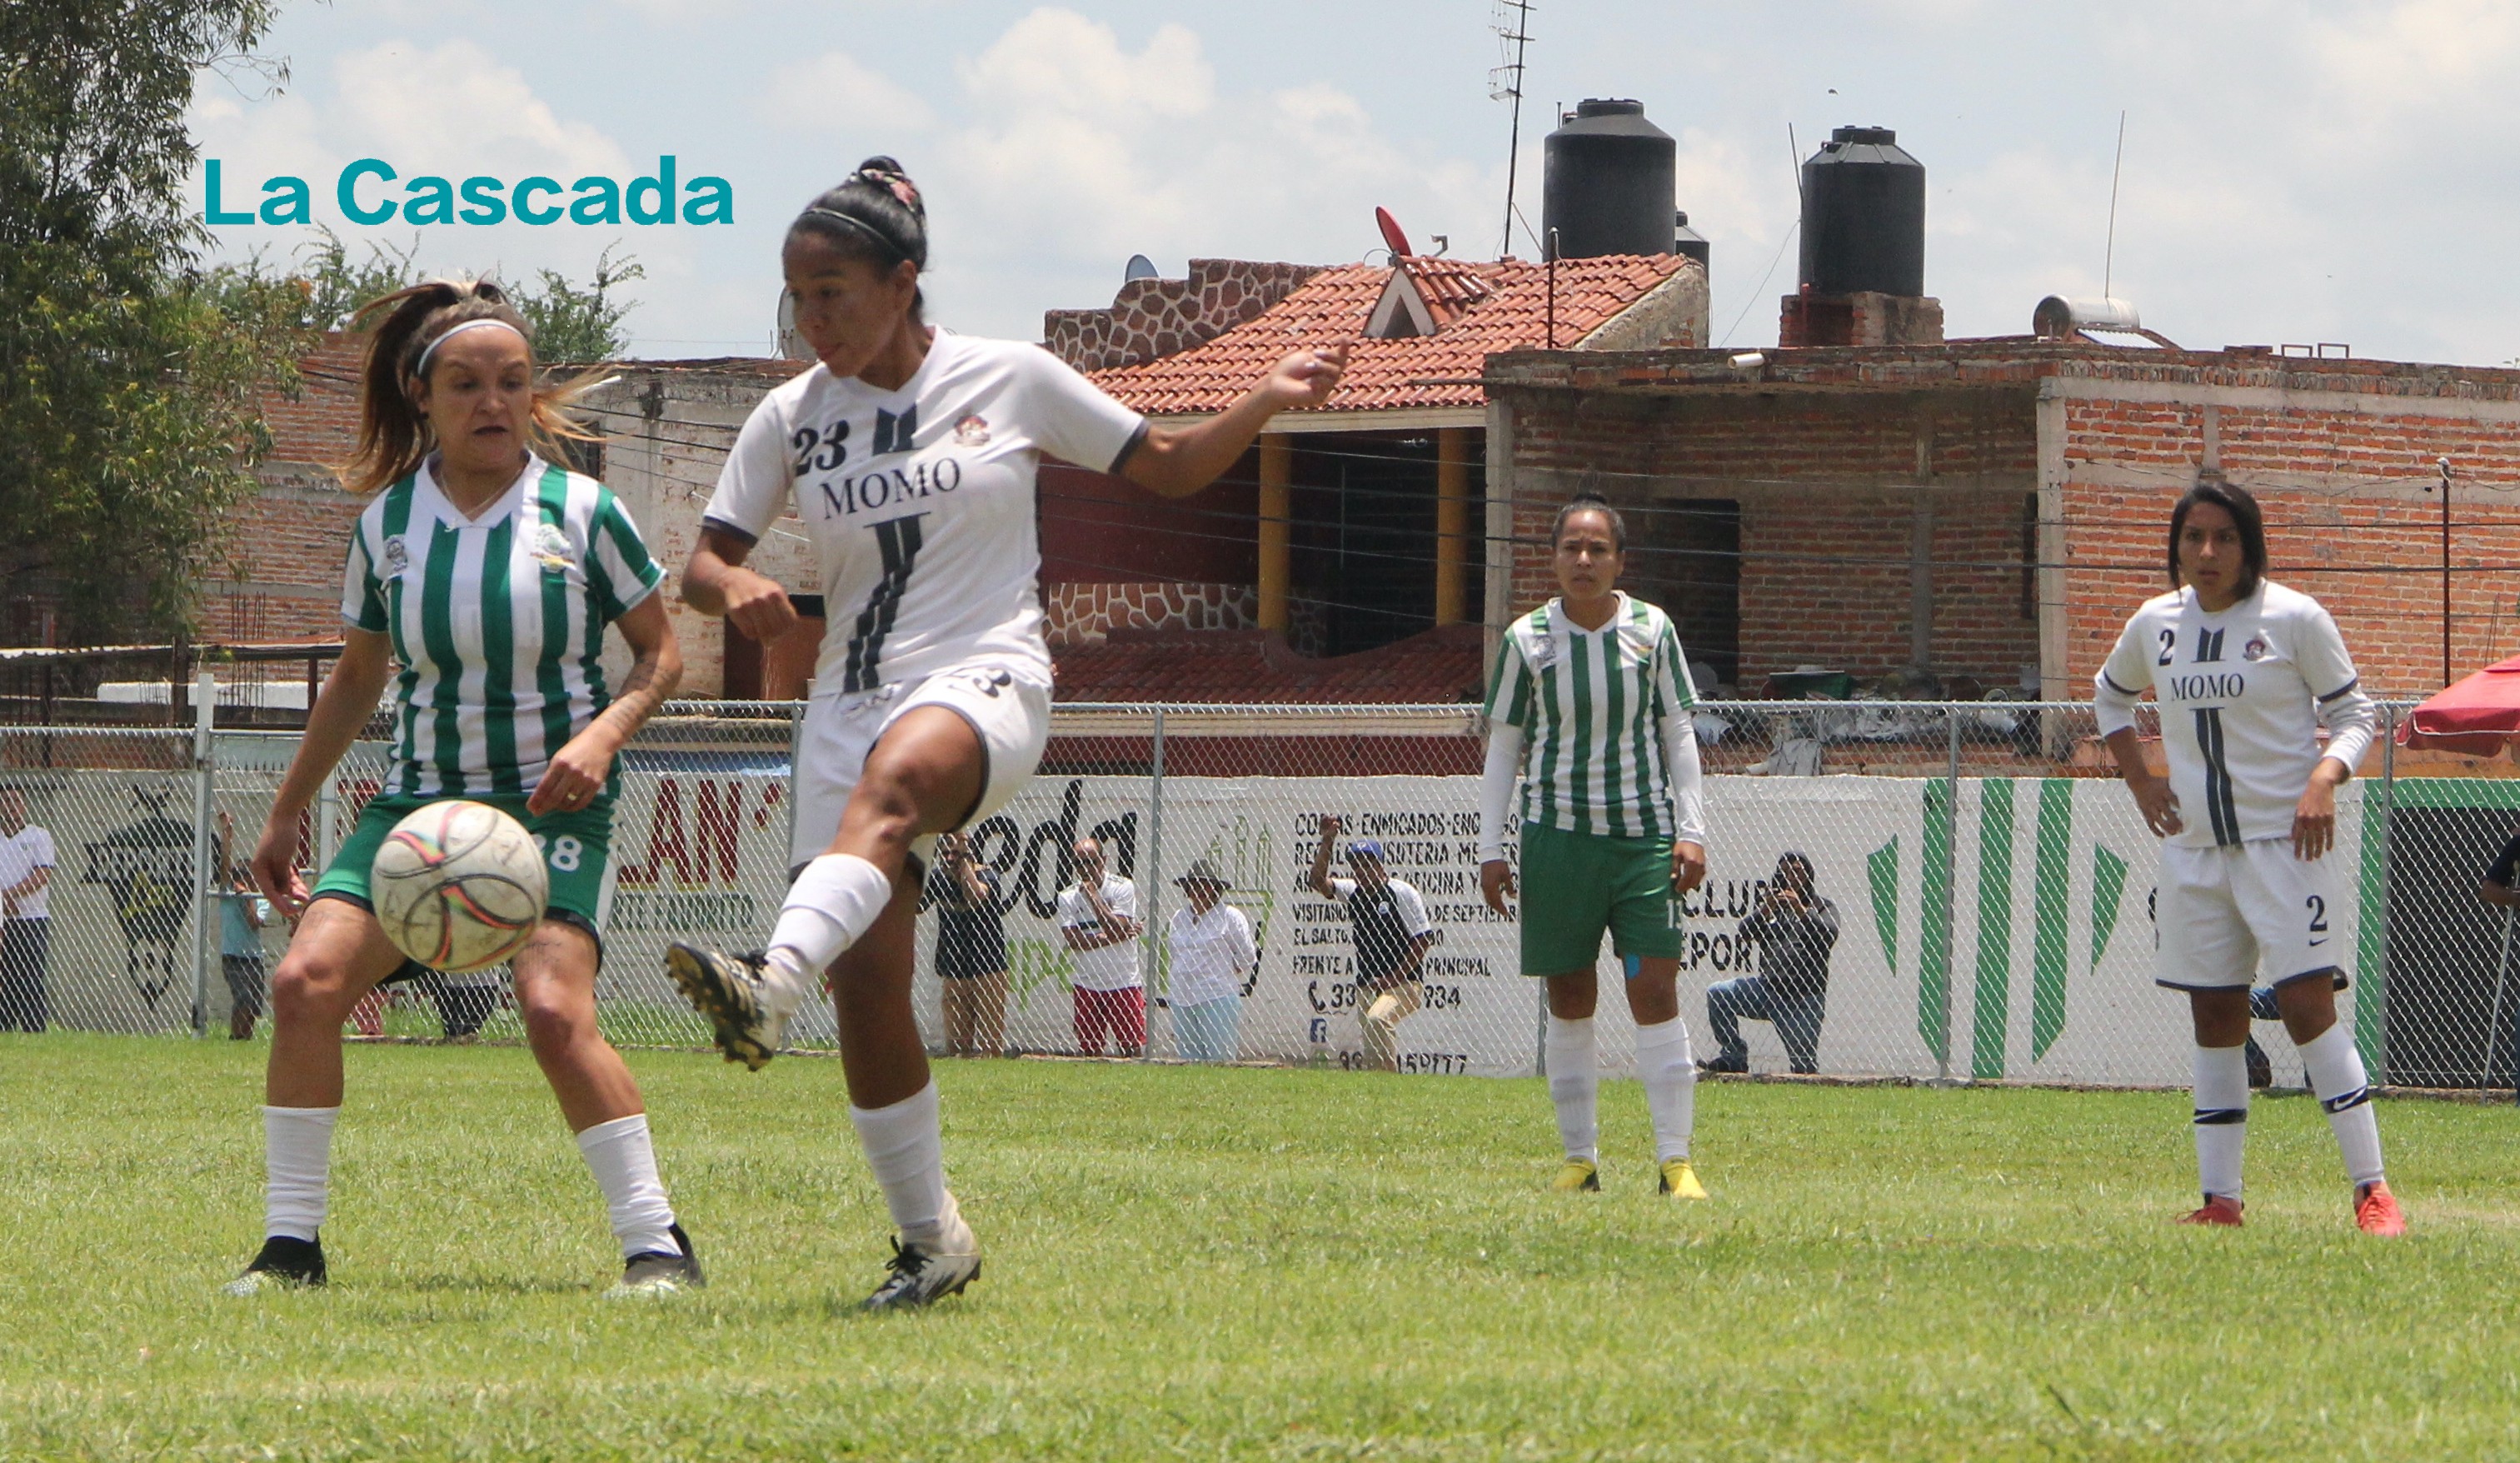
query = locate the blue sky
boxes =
[189,1,2520,364]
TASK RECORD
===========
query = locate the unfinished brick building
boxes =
[1481,340,2520,702]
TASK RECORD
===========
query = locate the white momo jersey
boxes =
[2094,580,2378,850]
[705,332,1147,694]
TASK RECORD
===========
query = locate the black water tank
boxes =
[1797,125,1924,296]
[1673,210,1709,267]
[1541,98,1674,259]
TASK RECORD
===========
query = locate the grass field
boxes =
[7,1036,2520,1461]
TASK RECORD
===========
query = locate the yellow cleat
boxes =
[1549,1158,1600,1192]
[1659,1158,1709,1201]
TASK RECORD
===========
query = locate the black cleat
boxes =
[607,1221,706,1298]
[1697,1053,1749,1076]
[221,1233,327,1296]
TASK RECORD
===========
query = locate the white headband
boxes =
[412,317,526,377]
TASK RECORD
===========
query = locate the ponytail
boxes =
[339,278,605,495]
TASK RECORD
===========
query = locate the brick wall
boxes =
[206,335,374,643]
[1039,457,1258,585]
[2057,395,2520,698]
[1497,382,2041,690]
[1043,260,1324,371]
[1491,342,2520,703]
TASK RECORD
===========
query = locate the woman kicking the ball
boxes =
[1479,493,1712,1201]
[222,280,701,1296]
[666,157,1346,1309]
[2097,480,2400,1234]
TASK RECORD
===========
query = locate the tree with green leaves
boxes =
[204,231,646,362]
[0,0,296,647]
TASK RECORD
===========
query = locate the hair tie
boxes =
[412,317,526,378]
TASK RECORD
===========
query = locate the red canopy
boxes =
[2397,655,2520,755]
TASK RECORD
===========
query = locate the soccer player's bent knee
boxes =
[268,956,357,1028]
[519,991,595,1058]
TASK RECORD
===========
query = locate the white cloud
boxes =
[760,49,936,134]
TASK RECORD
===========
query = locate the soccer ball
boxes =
[371,801,550,973]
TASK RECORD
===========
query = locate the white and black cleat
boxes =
[666,943,791,1071]
[606,1222,706,1300]
[862,1236,982,1312]
[220,1233,327,1296]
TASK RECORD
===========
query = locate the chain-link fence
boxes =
[12,696,2519,1093]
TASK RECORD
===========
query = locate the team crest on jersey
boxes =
[381,535,409,578]
[2242,635,2271,662]
[954,413,991,447]
[530,522,575,571]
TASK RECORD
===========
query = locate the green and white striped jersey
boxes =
[1485,592,1701,841]
[340,453,664,799]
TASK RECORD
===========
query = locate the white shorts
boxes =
[790,664,1052,871]
[2154,837,2348,991]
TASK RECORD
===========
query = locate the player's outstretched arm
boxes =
[1121,345,1351,499]
[254,629,394,913]
[531,594,682,815]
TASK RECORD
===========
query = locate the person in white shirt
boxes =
[2094,480,2400,1236]
[1165,859,1255,1063]
[0,786,57,1033]
[1058,836,1144,1057]
[661,157,1346,1309]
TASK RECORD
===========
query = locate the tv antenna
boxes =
[2103,110,2126,297]
[1490,0,1534,259]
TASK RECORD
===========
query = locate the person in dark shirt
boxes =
[1308,816,1435,1072]
[1702,851,1839,1075]
[932,831,1009,1057]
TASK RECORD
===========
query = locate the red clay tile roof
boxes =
[1052,624,1486,704]
[1088,254,1691,417]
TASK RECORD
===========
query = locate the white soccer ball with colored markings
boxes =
[371,800,549,973]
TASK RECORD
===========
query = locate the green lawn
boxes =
[5,1036,2518,1461]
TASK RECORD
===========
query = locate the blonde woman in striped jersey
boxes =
[1479,492,1713,1200]
[222,281,702,1297]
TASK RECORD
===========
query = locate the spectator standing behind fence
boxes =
[220,861,274,1041]
[0,786,55,1034]
[1702,852,1839,1076]
[932,831,1009,1058]
[1309,817,1434,1073]
[1060,836,1144,1056]
[1166,859,1254,1063]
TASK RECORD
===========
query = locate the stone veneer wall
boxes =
[1045,582,1258,647]
[1043,260,1323,372]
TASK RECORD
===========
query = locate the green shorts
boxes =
[1517,821,1684,976]
[312,791,614,945]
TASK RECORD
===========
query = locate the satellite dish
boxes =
[1123,253,1160,283]
[1375,207,1414,260]
[773,291,811,361]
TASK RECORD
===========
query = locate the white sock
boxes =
[1544,1016,1599,1163]
[2191,1044,2249,1202]
[1634,1017,1696,1163]
[574,1113,680,1260]
[263,1105,338,1241]
[763,854,891,1010]
[2298,1022,2385,1188]
[848,1081,970,1251]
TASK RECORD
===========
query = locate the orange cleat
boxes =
[2354,1181,2407,1236]
[2178,1195,2245,1226]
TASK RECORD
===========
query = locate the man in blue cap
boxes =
[1310,815,1435,1071]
